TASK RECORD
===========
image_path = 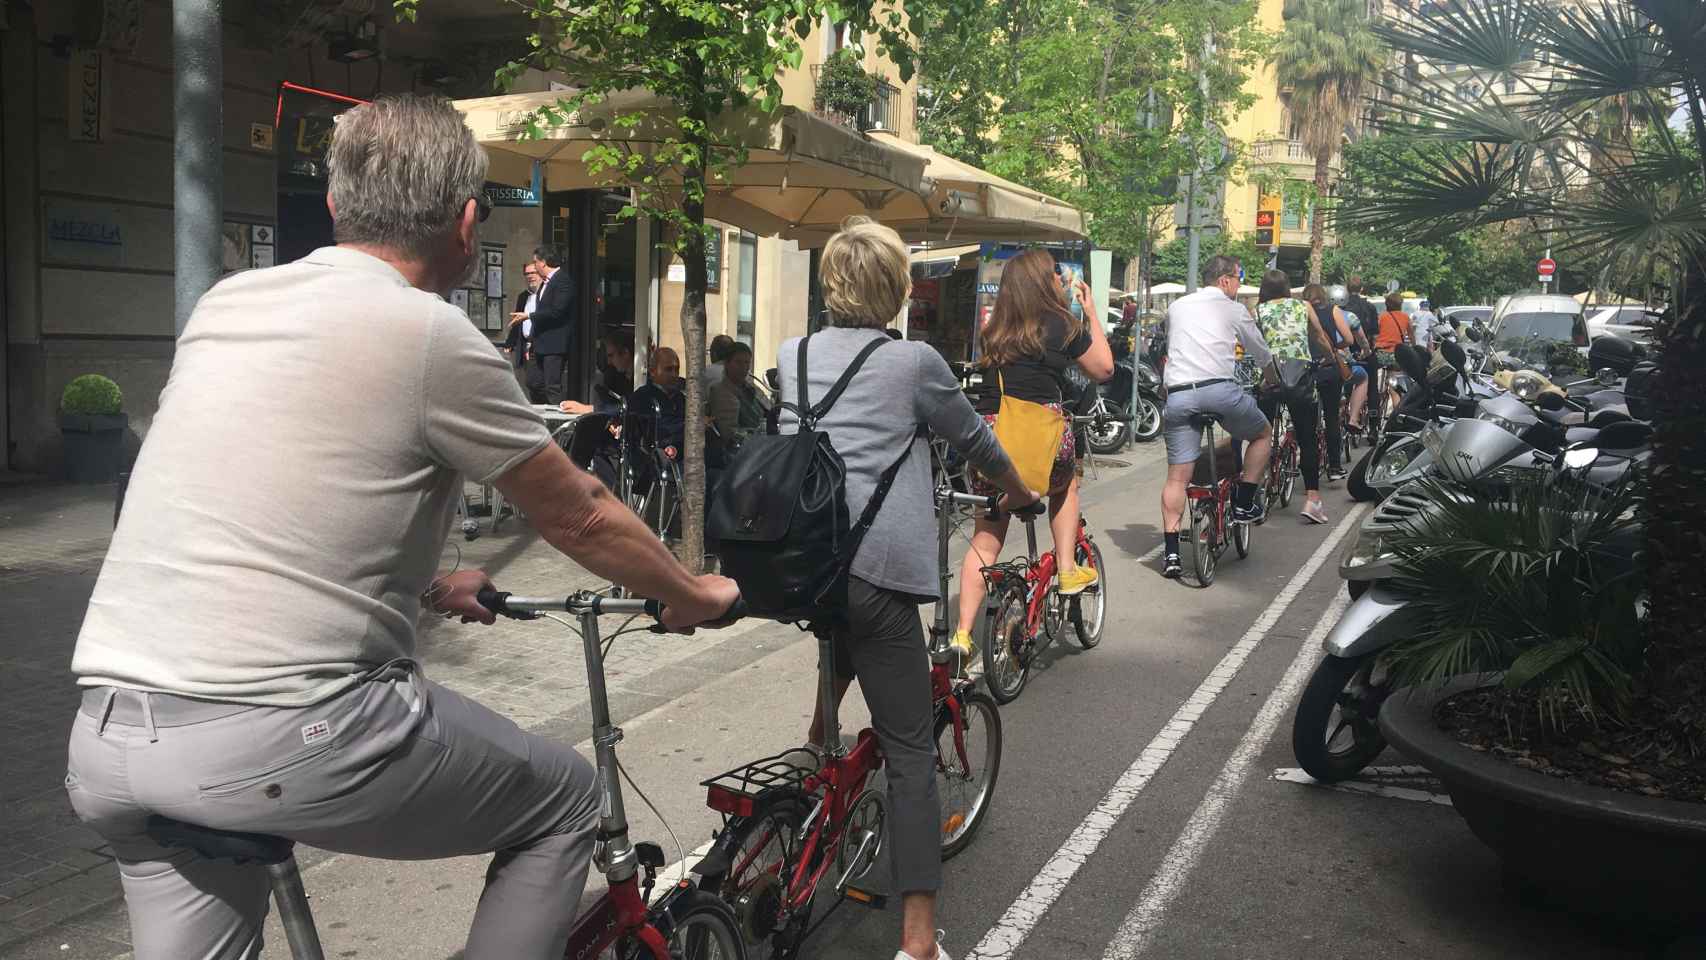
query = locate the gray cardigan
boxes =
[777,328,1013,599]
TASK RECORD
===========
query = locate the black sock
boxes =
[1164,532,1180,556]
[1233,482,1258,508]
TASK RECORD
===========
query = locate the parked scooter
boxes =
[1290,401,1653,782]
[1347,343,1493,502]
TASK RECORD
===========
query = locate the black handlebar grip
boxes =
[475,587,507,614]
[644,598,665,621]
[1013,500,1049,518]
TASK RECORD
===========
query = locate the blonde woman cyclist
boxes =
[951,249,1114,656]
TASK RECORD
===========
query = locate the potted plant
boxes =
[1373,475,1706,933]
[813,49,876,128]
[60,374,127,484]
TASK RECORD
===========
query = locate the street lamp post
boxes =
[173,0,224,337]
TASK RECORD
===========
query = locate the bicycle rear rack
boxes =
[701,751,811,818]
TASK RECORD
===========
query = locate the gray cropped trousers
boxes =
[64,666,599,960]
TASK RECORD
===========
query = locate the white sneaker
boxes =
[894,932,951,960]
[1300,499,1329,525]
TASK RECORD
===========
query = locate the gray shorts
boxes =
[1162,380,1270,465]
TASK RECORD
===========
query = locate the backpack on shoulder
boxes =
[706,335,914,624]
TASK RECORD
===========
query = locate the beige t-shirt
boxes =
[72,247,551,706]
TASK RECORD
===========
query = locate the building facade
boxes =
[0,0,921,474]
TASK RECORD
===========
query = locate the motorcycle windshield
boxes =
[1436,418,1530,482]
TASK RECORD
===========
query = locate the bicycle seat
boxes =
[144,815,294,865]
[1188,413,1225,428]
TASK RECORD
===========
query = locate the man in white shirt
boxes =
[1158,255,1276,578]
[65,95,737,959]
[503,262,543,398]
[1412,300,1438,353]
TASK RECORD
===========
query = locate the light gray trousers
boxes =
[64,668,599,960]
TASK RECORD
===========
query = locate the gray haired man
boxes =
[64,95,738,959]
[1156,254,1275,578]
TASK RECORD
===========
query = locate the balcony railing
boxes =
[1251,138,1340,172]
[809,63,904,133]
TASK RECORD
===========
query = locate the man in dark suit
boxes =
[503,262,545,400]
[517,244,576,405]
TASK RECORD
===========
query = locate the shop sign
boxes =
[44,202,123,265]
[977,282,1000,296]
[487,183,540,207]
[279,114,338,180]
[68,49,106,143]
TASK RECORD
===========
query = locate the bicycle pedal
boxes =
[841,886,888,910]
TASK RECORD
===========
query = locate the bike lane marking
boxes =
[967,506,1366,960]
[1270,766,1453,807]
[1100,584,1354,959]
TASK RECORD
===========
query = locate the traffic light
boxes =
[1255,227,1274,246]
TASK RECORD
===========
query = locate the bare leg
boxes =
[1048,476,1082,576]
[954,515,1010,634]
[900,892,938,959]
[1161,462,1196,533]
[1349,380,1368,427]
[1240,425,1273,484]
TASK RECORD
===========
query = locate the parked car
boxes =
[1482,294,1589,374]
[1439,304,1492,330]
[1585,303,1660,345]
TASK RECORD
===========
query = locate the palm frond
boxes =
[1373,0,1546,74]
[1334,143,1545,240]
[1538,0,1685,112]
[1377,84,1574,149]
[1549,174,1706,263]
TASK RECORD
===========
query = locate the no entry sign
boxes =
[1537,257,1557,280]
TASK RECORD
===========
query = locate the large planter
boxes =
[60,412,128,484]
[1380,676,1706,935]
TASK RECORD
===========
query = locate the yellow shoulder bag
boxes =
[992,371,1067,493]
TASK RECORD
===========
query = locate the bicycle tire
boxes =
[609,890,748,960]
[1279,433,1298,509]
[1186,499,1218,588]
[702,791,814,959]
[978,586,1030,704]
[937,689,1002,859]
[1071,539,1106,649]
[1233,508,1252,559]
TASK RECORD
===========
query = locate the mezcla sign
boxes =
[69,49,103,143]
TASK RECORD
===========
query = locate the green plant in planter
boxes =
[1384,475,1644,725]
[62,374,124,416]
[813,50,876,120]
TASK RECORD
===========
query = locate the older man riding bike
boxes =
[64,95,737,960]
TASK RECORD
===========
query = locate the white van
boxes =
[1484,294,1588,370]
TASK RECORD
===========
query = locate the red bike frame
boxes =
[985,521,1097,637]
[560,875,669,960]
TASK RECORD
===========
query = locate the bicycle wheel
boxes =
[1279,427,1299,509]
[1185,499,1218,588]
[607,890,747,959]
[1264,407,1287,511]
[978,585,1031,704]
[937,689,1002,859]
[704,792,813,958]
[1233,506,1252,559]
[1070,539,1106,648]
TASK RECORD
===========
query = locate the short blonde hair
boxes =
[820,217,911,329]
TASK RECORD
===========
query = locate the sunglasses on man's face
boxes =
[472,192,492,223]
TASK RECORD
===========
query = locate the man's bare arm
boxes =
[493,443,737,628]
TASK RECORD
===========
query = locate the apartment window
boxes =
[735,231,758,345]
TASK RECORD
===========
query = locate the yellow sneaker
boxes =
[1057,565,1100,596]
[949,629,977,659]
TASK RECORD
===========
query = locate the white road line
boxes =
[968,506,1365,960]
[1271,767,1453,807]
[1100,586,1354,959]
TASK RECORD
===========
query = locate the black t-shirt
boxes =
[974,314,1093,414]
[1346,294,1379,341]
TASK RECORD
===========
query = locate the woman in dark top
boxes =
[952,249,1114,658]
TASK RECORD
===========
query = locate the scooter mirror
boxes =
[1467,324,1486,343]
[1535,390,1567,412]
[1441,340,1468,373]
[1596,367,1620,387]
[1562,447,1600,470]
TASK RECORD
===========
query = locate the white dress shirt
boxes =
[1164,286,1273,387]
[522,290,538,338]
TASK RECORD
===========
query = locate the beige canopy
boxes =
[784,130,1086,247]
[454,90,931,238]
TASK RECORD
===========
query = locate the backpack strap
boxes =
[796,334,890,427]
[841,428,919,568]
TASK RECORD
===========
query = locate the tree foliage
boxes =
[1152,232,1268,285]
[914,0,1265,258]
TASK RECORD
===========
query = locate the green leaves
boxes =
[1373,0,1545,76]
[1335,142,1541,241]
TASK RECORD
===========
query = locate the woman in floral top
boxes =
[1255,271,1334,524]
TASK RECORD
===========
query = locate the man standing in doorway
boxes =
[504,262,544,400]
[526,244,576,405]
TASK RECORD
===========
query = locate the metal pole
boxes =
[173,0,224,337]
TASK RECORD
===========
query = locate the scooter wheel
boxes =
[1292,653,1388,783]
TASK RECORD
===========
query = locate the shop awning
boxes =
[454,90,931,238]
[785,131,1086,246]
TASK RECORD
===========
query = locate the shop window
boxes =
[735,231,758,345]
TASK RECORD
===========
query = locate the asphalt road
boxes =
[24,446,1667,960]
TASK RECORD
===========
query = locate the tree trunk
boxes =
[1309,153,1329,284]
[677,73,712,575]
[1645,242,1706,747]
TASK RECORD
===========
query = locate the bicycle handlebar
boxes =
[475,588,748,630]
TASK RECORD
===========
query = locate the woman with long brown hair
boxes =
[951,249,1114,658]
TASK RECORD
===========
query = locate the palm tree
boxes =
[1271,0,1389,283]
[1343,0,1706,750]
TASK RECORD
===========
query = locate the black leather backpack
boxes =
[706,335,913,624]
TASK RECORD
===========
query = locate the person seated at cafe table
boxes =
[559,329,636,416]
